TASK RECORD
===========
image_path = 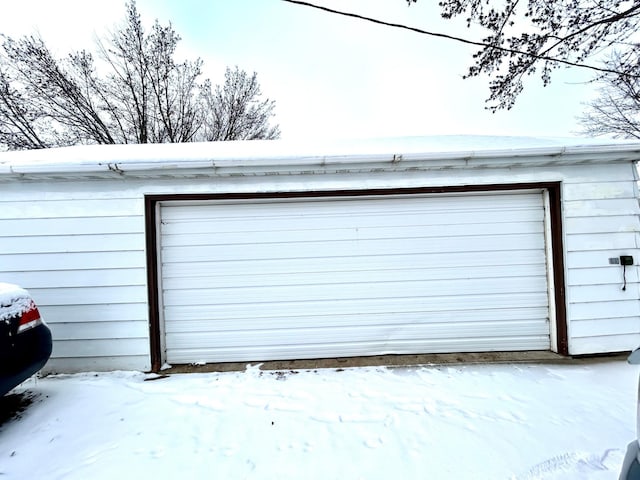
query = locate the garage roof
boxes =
[1,135,639,180]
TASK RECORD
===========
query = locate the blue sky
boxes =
[0,0,596,140]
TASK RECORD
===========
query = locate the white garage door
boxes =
[159,191,551,364]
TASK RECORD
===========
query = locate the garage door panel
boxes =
[161,212,545,237]
[161,233,545,263]
[162,251,548,278]
[163,293,549,324]
[160,192,551,363]
[168,320,548,350]
[161,264,547,290]
[163,276,548,306]
[165,300,547,331]
[161,221,544,247]
[167,335,551,364]
[161,197,544,237]
[161,193,541,219]
[164,307,550,333]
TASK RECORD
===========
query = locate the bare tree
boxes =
[0,35,115,148]
[92,2,203,144]
[95,1,152,144]
[579,53,640,139]
[0,68,50,150]
[283,0,640,111]
[145,22,203,143]
[199,67,280,141]
[0,1,279,150]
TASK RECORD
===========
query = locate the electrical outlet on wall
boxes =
[620,255,634,266]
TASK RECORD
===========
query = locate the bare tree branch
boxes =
[283,0,640,111]
[578,52,640,139]
[281,0,636,78]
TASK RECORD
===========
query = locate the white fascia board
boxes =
[1,136,639,179]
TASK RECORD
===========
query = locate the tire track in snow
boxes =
[513,449,622,479]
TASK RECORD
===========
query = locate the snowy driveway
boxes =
[0,359,637,479]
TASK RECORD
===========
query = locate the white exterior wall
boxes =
[562,163,640,354]
[0,159,638,372]
[0,181,150,372]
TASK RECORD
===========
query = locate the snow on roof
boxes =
[1,135,639,179]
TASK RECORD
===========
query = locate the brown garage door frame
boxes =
[144,182,567,371]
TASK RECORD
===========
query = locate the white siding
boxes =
[562,163,640,354]
[0,154,638,371]
[0,182,150,373]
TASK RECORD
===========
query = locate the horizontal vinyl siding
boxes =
[0,156,637,370]
[0,185,150,372]
[562,163,640,354]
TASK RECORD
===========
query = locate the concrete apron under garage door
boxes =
[157,189,554,365]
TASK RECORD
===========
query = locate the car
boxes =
[0,282,52,396]
[620,348,640,479]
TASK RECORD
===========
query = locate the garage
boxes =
[157,188,553,364]
[4,137,640,373]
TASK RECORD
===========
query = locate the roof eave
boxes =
[1,142,639,181]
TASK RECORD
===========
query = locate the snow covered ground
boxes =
[0,358,637,479]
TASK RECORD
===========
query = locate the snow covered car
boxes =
[620,348,640,480]
[0,283,52,396]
